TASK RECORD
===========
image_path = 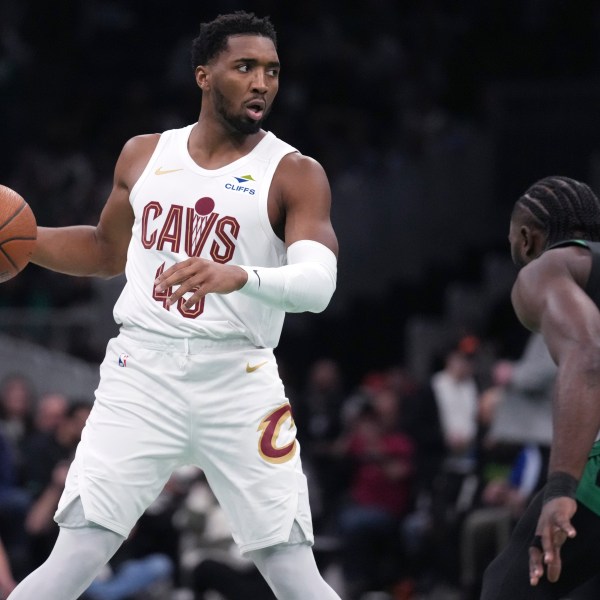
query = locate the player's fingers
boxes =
[529,547,544,585]
[155,259,201,289]
[554,516,576,539]
[167,280,202,305]
[154,261,188,286]
[183,287,205,308]
[546,541,564,583]
[540,528,555,565]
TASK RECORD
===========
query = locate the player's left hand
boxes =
[529,496,577,586]
[154,257,248,308]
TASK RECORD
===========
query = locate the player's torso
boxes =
[113,124,294,346]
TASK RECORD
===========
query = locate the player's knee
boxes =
[249,542,338,600]
[57,525,124,569]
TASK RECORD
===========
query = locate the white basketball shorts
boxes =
[55,329,313,554]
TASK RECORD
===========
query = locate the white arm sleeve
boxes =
[238,239,337,313]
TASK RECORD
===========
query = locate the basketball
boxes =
[0,185,37,283]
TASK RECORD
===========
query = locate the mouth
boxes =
[245,99,266,121]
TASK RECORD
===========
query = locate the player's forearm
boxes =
[32,226,125,278]
[549,356,600,479]
[238,240,337,313]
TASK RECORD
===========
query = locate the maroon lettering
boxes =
[141,202,163,249]
[156,205,183,253]
[185,209,219,257]
[210,216,240,264]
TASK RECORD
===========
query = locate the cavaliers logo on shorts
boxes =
[257,403,297,464]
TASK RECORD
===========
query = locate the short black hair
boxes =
[512,175,600,245]
[191,11,277,70]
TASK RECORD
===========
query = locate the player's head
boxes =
[191,12,277,67]
[509,175,600,267]
[191,11,279,135]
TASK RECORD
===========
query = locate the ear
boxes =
[195,66,209,91]
[522,225,546,260]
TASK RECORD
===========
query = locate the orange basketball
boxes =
[0,185,37,283]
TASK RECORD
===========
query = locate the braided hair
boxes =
[512,175,600,246]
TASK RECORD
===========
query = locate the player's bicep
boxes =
[95,135,159,265]
[95,185,133,261]
[279,155,338,256]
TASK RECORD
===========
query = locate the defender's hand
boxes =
[529,497,577,586]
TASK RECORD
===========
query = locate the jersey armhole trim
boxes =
[257,148,297,259]
[129,132,171,203]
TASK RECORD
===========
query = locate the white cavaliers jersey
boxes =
[113,124,297,348]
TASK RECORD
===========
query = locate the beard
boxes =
[213,87,271,135]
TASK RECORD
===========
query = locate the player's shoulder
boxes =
[278,150,324,172]
[540,243,592,284]
[514,244,590,301]
[526,245,585,276]
[121,133,162,159]
[514,251,558,296]
[275,150,329,189]
[118,133,161,168]
[114,133,161,189]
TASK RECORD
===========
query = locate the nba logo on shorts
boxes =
[118,353,129,367]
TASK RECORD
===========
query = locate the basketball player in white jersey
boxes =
[8,11,340,600]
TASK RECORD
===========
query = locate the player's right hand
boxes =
[529,496,577,586]
[154,257,248,307]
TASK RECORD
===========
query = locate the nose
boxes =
[251,70,268,93]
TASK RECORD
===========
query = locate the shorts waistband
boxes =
[118,329,260,353]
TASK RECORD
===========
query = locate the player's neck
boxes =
[188,119,266,170]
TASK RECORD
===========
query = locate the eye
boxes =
[237,64,250,73]
[266,68,279,78]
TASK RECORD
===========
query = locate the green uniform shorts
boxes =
[576,439,600,516]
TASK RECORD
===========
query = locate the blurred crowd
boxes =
[2,329,585,600]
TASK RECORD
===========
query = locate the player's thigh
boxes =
[63,337,191,533]
[189,347,311,551]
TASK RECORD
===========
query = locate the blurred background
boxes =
[1,1,600,599]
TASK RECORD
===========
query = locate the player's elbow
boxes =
[95,254,126,279]
[284,263,336,313]
[579,341,600,381]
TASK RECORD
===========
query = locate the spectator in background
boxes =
[32,393,68,435]
[428,339,481,592]
[0,429,31,582]
[0,374,37,580]
[430,342,480,462]
[21,401,91,568]
[486,332,556,451]
[334,388,415,600]
[0,374,36,481]
[294,358,346,528]
[397,369,446,594]
[400,366,446,495]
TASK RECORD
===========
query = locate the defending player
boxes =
[8,11,340,600]
[481,176,600,598]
